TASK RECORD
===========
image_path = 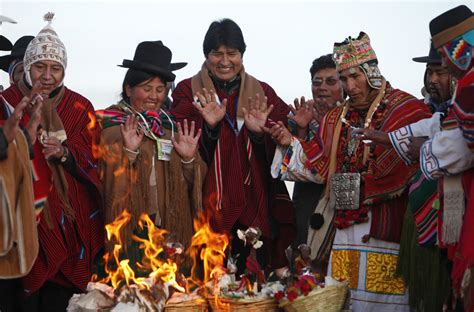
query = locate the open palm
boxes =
[243,94,274,135]
[121,115,144,152]
[193,88,227,129]
[290,96,315,129]
[172,119,202,162]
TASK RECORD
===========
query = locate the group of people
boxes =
[0,4,472,312]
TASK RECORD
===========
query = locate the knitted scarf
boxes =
[96,100,175,136]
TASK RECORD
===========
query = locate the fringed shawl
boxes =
[98,104,206,253]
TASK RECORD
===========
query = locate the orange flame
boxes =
[87,111,96,130]
[188,212,230,308]
[96,210,184,292]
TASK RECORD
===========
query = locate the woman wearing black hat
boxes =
[97,41,207,273]
[0,35,34,85]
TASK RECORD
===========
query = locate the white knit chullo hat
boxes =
[23,12,67,86]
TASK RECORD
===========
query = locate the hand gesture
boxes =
[242,93,274,135]
[192,88,227,129]
[171,119,202,162]
[3,81,43,144]
[353,128,391,147]
[289,96,314,129]
[42,135,64,160]
[407,136,429,162]
[262,121,292,147]
[120,115,144,152]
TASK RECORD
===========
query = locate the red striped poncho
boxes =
[0,84,104,294]
[301,82,432,242]
[171,77,295,269]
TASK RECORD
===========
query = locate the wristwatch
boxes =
[60,146,69,163]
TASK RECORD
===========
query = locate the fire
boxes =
[87,111,96,130]
[189,212,229,286]
[188,212,230,309]
[97,210,184,292]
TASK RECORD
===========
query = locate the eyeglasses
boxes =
[311,77,339,87]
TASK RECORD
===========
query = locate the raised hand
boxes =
[192,88,227,129]
[262,121,292,147]
[289,96,315,129]
[2,97,28,144]
[242,93,274,135]
[171,119,202,162]
[25,95,43,145]
[120,115,144,153]
[3,81,44,144]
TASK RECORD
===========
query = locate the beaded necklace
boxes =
[338,80,387,172]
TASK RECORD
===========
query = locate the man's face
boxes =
[311,67,343,109]
[425,64,451,103]
[338,66,371,106]
[206,45,242,81]
[29,60,64,96]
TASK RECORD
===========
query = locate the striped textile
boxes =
[1,84,104,294]
[96,102,175,136]
[300,82,431,241]
[452,69,474,151]
[408,171,439,246]
[171,77,295,268]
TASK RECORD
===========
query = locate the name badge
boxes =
[157,139,173,161]
[329,173,361,211]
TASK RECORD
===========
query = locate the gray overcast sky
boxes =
[0,0,470,109]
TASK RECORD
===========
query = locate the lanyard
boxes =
[223,95,240,135]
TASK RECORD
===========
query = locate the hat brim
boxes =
[412,56,442,64]
[170,62,187,71]
[119,59,187,82]
[0,35,12,51]
[0,55,14,72]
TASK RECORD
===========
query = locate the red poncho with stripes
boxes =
[300,82,432,242]
[0,84,104,294]
[171,76,295,268]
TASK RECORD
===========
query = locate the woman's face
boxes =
[126,77,167,111]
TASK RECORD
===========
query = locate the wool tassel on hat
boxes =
[44,12,54,23]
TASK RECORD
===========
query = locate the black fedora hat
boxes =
[0,35,12,51]
[412,42,442,64]
[0,35,34,72]
[430,5,473,48]
[118,41,187,82]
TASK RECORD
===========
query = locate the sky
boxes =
[0,0,469,110]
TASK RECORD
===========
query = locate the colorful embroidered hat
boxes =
[23,12,67,86]
[333,32,382,89]
[430,5,474,49]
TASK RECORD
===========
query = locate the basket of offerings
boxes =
[277,275,348,312]
[165,292,208,312]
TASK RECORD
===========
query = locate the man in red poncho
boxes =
[0,13,103,311]
[171,18,295,277]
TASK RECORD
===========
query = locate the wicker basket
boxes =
[278,283,348,312]
[165,298,209,312]
[207,296,277,312]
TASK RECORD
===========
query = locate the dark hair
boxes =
[203,18,246,57]
[310,54,336,78]
[121,69,165,103]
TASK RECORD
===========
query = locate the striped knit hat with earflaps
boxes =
[333,32,383,89]
[23,12,67,86]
